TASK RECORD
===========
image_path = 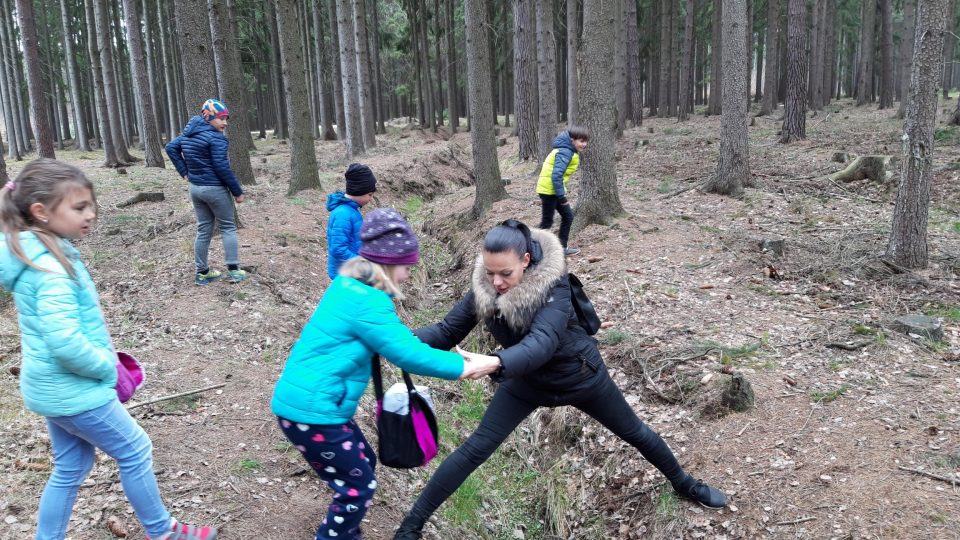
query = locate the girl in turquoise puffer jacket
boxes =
[0,160,216,540]
[271,208,500,540]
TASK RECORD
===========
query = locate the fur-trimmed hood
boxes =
[471,228,566,333]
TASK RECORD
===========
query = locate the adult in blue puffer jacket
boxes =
[326,163,377,279]
[272,208,500,540]
[165,98,247,285]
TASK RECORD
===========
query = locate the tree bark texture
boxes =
[878,0,894,109]
[274,0,322,194]
[155,0,179,138]
[856,0,877,105]
[464,0,506,218]
[328,0,346,138]
[83,0,118,166]
[708,0,722,115]
[513,0,538,160]
[15,0,55,158]
[897,0,917,118]
[0,1,23,158]
[779,0,806,143]
[821,0,836,106]
[657,0,672,116]
[759,0,779,115]
[173,0,219,122]
[941,0,957,98]
[573,0,624,233]
[567,0,579,124]
[3,0,31,154]
[352,0,376,148]
[335,0,364,156]
[706,0,750,196]
[808,0,824,110]
[536,0,557,161]
[886,0,949,268]
[446,0,459,131]
[209,0,256,184]
[678,0,695,120]
[121,0,164,167]
[59,0,90,151]
[310,0,335,140]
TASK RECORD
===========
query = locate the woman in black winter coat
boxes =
[394,220,726,539]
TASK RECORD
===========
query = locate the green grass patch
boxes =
[451,381,488,424]
[161,394,201,413]
[600,329,631,346]
[934,126,960,143]
[655,484,681,517]
[402,195,424,219]
[235,458,262,473]
[811,384,849,403]
[0,289,11,309]
[287,196,307,207]
[694,340,761,365]
[924,303,960,322]
[656,179,674,193]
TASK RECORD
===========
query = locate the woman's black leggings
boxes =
[406,373,688,520]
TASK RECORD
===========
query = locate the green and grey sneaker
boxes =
[194,269,222,285]
[223,269,248,283]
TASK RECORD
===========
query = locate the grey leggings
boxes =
[189,184,239,272]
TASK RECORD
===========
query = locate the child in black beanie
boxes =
[326,163,377,279]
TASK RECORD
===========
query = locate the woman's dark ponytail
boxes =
[483,219,533,258]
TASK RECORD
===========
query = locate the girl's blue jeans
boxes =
[37,399,171,540]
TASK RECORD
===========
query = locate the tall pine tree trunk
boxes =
[808,0,824,110]
[706,0,750,196]
[464,0,506,218]
[566,0,579,124]
[328,0,346,138]
[311,0,337,140]
[174,0,218,119]
[15,0,55,158]
[446,0,459,131]
[60,0,90,151]
[335,0,364,156]
[897,0,917,118]
[886,0,948,268]
[707,0,722,115]
[657,0,672,116]
[759,0,779,115]
[678,0,695,120]
[91,0,129,162]
[822,0,836,106]
[513,0,538,160]
[209,0,256,184]
[84,0,118,166]
[856,0,877,105]
[780,0,807,143]
[121,0,164,166]
[536,0,557,161]
[0,1,22,159]
[573,0,624,233]
[941,0,956,98]
[878,0,894,109]
[274,0,321,194]
[352,0,376,147]
[3,0,31,154]
[626,0,642,126]
[155,0,178,138]
[368,0,385,133]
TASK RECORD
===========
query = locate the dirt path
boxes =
[1,101,959,539]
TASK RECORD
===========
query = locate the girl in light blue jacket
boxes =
[0,160,216,540]
[271,208,500,540]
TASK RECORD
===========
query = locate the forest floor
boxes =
[1,98,959,540]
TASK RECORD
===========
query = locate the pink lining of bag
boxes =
[115,352,145,403]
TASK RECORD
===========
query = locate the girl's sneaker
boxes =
[149,520,218,540]
[223,269,247,283]
[194,269,221,285]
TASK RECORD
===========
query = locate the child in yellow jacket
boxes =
[535,125,589,256]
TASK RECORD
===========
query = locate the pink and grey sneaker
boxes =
[149,520,218,540]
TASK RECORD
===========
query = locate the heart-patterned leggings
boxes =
[278,417,378,540]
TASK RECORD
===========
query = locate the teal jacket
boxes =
[271,276,464,425]
[0,232,117,417]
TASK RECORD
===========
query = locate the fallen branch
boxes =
[897,465,959,487]
[126,383,226,410]
[117,192,165,208]
[776,516,817,526]
[826,341,872,351]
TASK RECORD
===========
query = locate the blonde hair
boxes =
[339,256,404,298]
[0,159,97,278]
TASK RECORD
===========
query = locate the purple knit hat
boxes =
[359,208,420,265]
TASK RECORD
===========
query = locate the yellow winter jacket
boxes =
[536,131,580,198]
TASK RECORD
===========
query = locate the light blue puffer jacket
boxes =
[0,232,117,417]
[271,276,464,425]
[326,192,362,279]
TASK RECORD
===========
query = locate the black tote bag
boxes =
[370,355,440,469]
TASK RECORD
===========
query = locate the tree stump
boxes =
[829,155,895,184]
[831,151,849,163]
[891,314,944,341]
[759,238,786,257]
[700,372,756,418]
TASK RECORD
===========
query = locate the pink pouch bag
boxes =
[115,352,145,403]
